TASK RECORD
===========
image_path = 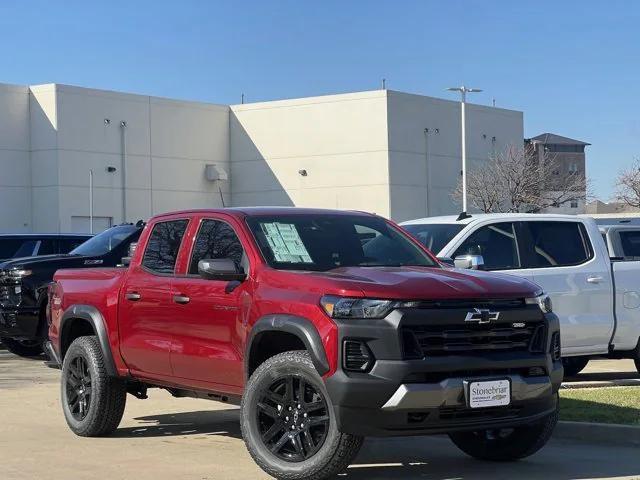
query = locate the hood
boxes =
[269,266,541,300]
[0,254,92,271]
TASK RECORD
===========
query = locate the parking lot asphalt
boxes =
[1,350,639,480]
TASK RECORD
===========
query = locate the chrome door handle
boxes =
[587,276,604,284]
[173,294,190,305]
[125,292,141,301]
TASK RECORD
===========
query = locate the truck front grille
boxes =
[403,321,546,358]
[0,285,9,302]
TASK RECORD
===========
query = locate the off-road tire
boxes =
[241,350,363,480]
[562,356,590,377]
[61,336,126,436]
[448,399,559,461]
[0,336,43,357]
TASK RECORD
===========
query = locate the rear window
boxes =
[523,221,592,268]
[402,224,464,254]
[619,231,640,258]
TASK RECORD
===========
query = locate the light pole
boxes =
[447,85,482,214]
[89,169,94,234]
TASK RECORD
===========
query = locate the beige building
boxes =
[526,133,589,214]
[0,83,523,233]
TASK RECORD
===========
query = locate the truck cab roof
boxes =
[401,213,590,227]
[151,207,377,221]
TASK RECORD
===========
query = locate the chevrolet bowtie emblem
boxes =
[465,308,500,324]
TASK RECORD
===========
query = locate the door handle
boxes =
[173,294,190,305]
[587,276,604,284]
[125,292,142,301]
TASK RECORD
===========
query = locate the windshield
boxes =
[246,214,437,271]
[402,223,464,254]
[70,225,140,257]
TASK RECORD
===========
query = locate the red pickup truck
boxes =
[47,208,562,480]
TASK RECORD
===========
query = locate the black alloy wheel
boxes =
[256,374,330,462]
[65,355,93,421]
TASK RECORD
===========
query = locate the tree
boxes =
[452,145,590,213]
[614,158,640,208]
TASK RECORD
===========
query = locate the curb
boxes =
[562,378,640,389]
[554,421,640,446]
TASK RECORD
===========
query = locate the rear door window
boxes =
[142,220,189,274]
[452,222,520,270]
[618,231,640,258]
[522,221,592,268]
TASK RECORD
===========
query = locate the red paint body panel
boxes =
[50,208,542,394]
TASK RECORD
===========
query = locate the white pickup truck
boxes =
[401,213,640,376]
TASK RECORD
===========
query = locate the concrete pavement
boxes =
[1,350,639,480]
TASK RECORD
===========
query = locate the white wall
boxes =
[30,84,60,232]
[44,85,230,232]
[230,90,391,217]
[0,83,31,232]
[0,83,527,232]
[386,91,524,221]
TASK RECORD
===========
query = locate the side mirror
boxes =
[437,256,455,267]
[198,258,246,282]
[454,254,485,270]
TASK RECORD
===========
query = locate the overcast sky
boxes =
[1,0,637,200]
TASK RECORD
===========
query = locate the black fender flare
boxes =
[59,304,117,376]
[247,314,330,377]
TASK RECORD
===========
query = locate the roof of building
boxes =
[528,133,590,146]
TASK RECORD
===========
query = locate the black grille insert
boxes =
[403,322,546,358]
[439,405,523,421]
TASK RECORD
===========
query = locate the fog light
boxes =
[343,340,374,372]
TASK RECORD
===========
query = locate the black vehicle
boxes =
[0,223,143,357]
[0,234,92,262]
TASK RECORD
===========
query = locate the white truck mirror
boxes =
[454,254,485,270]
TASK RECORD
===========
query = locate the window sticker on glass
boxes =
[261,223,313,263]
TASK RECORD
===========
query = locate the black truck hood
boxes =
[0,254,98,271]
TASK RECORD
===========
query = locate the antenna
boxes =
[241,93,245,104]
[218,185,226,207]
[382,78,386,90]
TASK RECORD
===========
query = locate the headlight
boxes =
[0,268,31,282]
[320,295,397,319]
[525,293,552,313]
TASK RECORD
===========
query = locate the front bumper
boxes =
[0,307,40,340]
[324,308,563,437]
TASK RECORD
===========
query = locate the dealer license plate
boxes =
[467,379,511,409]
